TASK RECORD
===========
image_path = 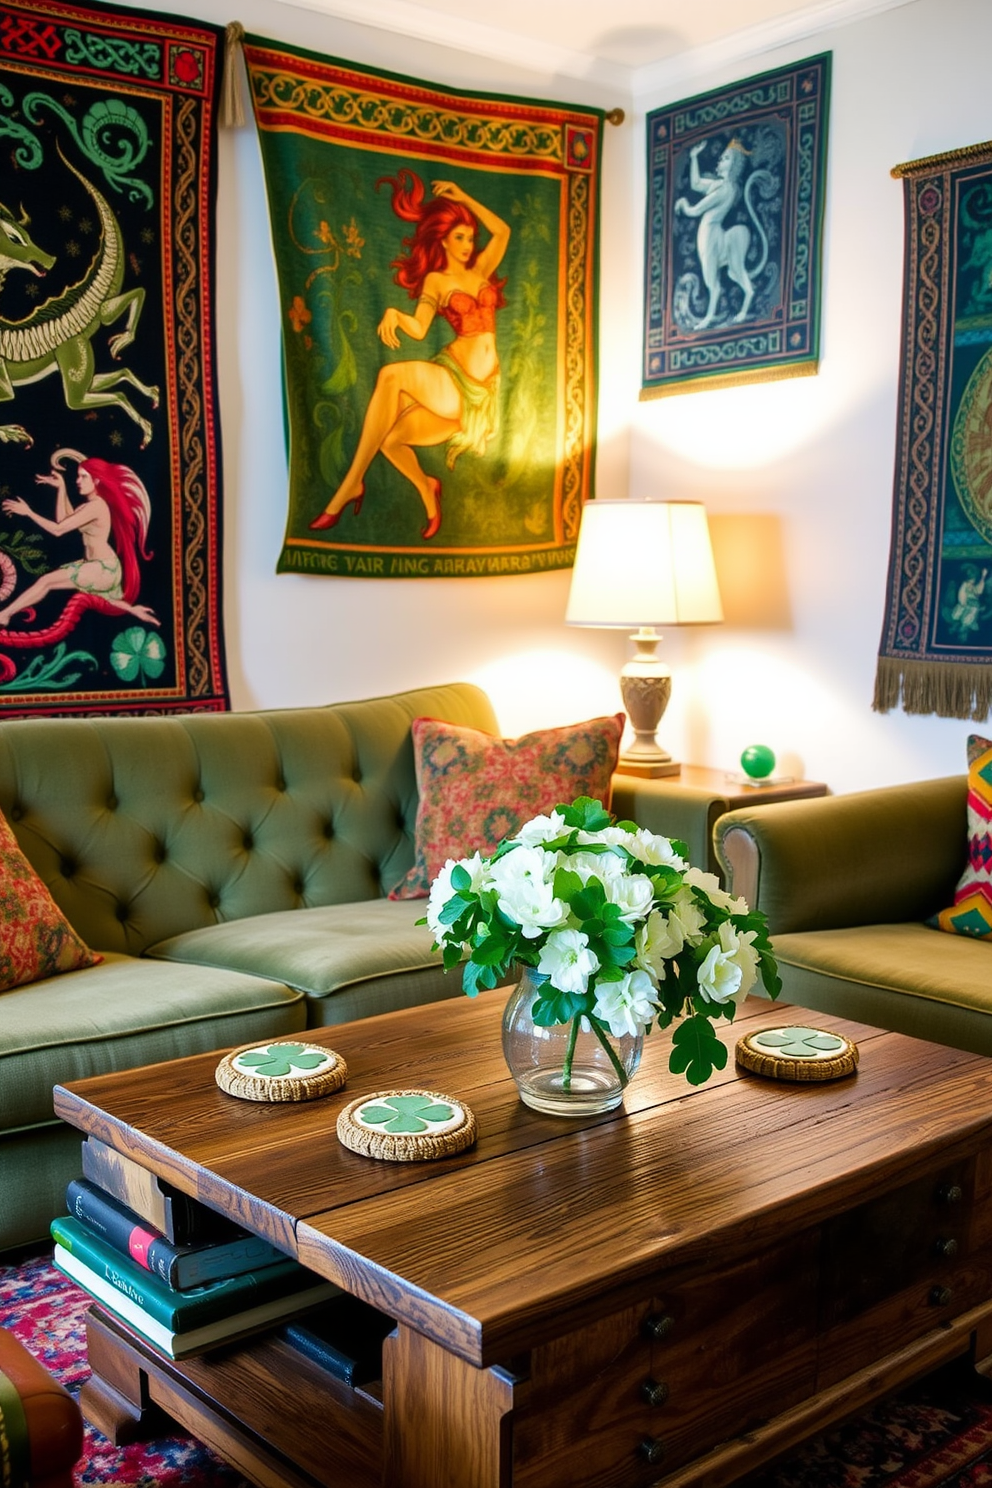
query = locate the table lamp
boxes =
[565,499,723,777]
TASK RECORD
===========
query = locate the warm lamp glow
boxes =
[566,500,722,777]
[566,500,723,629]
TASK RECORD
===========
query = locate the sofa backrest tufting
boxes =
[0,682,498,955]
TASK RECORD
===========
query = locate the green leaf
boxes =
[439,894,473,925]
[450,863,472,892]
[572,882,606,920]
[442,944,463,970]
[471,935,511,967]
[462,960,497,996]
[553,867,584,901]
[668,1015,729,1086]
[532,989,589,1026]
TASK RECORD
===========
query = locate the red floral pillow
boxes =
[390,712,625,900]
[0,808,101,992]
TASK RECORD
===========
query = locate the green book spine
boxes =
[50,1215,308,1331]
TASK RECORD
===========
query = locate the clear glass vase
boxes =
[501,968,643,1117]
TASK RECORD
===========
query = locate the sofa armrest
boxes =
[713,775,967,934]
[610,775,730,874]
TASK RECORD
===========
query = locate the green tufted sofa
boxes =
[0,678,744,1254]
[712,775,992,1055]
[1,682,510,1252]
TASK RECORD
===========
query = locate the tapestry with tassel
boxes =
[875,140,992,720]
[242,37,603,578]
[0,0,228,715]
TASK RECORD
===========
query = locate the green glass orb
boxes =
[741,744,776,780]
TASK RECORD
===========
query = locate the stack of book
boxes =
[52,1137,340,1359]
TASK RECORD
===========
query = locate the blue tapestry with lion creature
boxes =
[642,54,830,398]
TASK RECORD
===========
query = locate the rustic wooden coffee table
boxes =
[54,992,992,1488]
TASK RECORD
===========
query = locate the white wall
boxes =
[126,0,992,789]
[629,0,992,792]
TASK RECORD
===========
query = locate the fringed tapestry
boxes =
[243,38,603,578]
[0,0,228,715]
[875,141,992,720]
[641,54,830,398]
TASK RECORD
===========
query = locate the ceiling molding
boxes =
[631,0,920,97]
[284,0,630,89]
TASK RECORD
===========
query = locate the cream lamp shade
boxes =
[566,500,723,776]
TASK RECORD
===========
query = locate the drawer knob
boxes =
[638,1437,665,1465]
[929,1285,953,1307]
[934,1236,959,1260]
[937,1183,964,1206]
[641,1378,669,1408]
[643,1312,675,1341]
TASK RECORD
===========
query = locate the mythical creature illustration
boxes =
[0,448,157,687]
[0,150,159,449]
[674,138,775,331]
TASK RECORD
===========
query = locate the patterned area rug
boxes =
[3,1249,992,1487]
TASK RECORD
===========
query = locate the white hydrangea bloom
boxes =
[577,825,637,850]
[682,865,748,915]
[634,908,683,977]
[564,849,624,885]
[538,928,600,994]
[513,810,568,848]
[696,920,760,1006]
[496,875,568,939]
[668,887,709,946]
[488,844,554,894]
[604,871,656,924]
[426,853,487,938]
[626,827,686,871]
[593,969,659,1038]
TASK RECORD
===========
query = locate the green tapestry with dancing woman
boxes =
[243,39,603,579]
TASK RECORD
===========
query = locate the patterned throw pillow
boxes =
[932,734,992,940]
[0,808,101,992]
[389,713,626,900]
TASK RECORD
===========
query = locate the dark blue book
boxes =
[66,1178,285,1290]
[280,1294,394,1386]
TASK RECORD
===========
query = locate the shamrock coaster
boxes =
[336,1089,477,1162]
[215,1040,348,1102]
[735,1026,859,1083]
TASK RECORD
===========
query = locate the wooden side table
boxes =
[611,765,828,876]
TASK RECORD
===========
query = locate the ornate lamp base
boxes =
[617,628,680,777]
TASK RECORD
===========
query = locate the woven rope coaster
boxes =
[736,1026,859,1083]
[337,1089,477,1163]
[215,1040,348,1102]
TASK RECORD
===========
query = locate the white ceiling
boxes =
[304,0,917,89]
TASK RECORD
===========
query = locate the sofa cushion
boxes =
[390,713,625,899]
[932,734,992,940]
[768,922,992,1056]
[146,899,462,1026]
[0,806,100,993]
[0,952,305,1134]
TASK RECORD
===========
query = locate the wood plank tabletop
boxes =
[54,991,992,1366]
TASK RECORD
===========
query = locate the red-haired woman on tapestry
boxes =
[310,170,510,540]
[0,449,158,626]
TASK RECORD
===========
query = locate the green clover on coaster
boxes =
[215,1039,348,1103]
[358,1095,456,1134]
[337,1088,478,1163]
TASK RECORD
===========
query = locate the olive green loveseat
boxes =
[713,775,992,1053]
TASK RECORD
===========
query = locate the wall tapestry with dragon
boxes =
[875,140,992,721]
[243,38,603,579]
[0,0,228,716]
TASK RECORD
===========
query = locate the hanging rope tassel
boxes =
[221,21,246,129]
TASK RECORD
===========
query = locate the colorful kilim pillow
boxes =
[932,734,992,940]
[0,809,101,992]
[389,713,626,900]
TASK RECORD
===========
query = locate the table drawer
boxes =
[819,1160,975,1333]
[512,1235,818,1488]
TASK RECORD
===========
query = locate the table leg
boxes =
[382,1325,515,1488]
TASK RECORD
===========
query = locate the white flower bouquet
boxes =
[426,796,780,1089]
